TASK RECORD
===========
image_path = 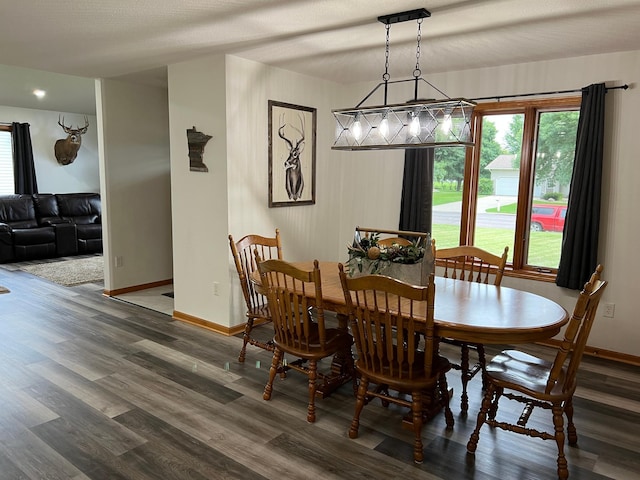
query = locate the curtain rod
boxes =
[472,84,628,102]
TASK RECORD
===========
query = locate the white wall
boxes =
[224,55,407,326]
[168,55,230,326]
[96,78,172,291]
[0,105,99,192]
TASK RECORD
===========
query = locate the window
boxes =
[0,127,14,195]
[432,97,581,280]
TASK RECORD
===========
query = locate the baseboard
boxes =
[103,278,172,296]
[538,339,640,366]
[173,310,246,337]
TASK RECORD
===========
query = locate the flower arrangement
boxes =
[346,231,426,276]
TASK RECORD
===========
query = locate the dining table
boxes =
[251,261,569,401]
[253,261,568,342]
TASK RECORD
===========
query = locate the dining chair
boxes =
[256,257,353,423]
[228,229,282,363]
[377,237,413,247]
[435,244,509,415]
[466,264,607,480]
[338,264,454,464]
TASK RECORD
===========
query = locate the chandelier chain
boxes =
[414,18,423,78]
[383,23,390,82]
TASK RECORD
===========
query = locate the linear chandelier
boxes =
[332,9,476,151]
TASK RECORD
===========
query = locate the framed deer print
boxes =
[268,100,316,207]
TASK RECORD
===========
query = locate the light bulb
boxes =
[441,114,452,133]
[352,118,362,140]
[409,114,421,137]
[379,115,389,138]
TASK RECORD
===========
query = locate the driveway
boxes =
[433,195,517,228]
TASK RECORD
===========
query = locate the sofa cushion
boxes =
[13,227,56,245]
[33,194,65,226]
[77,223,102,240]
[57,193,101,224]
[0,195,38,227]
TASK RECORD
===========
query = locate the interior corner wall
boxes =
[167,54,231,327]
[95,78,172,291]
[0,105,99,192]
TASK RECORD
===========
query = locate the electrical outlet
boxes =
[603,303,615,318]
[115,256,124,268]
[213,282,220,296]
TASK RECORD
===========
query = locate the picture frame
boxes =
[268,100,316,207]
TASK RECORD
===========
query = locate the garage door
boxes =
[496,177,519,196]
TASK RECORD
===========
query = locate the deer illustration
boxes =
[278,113,305,201]
[54,116,89,165]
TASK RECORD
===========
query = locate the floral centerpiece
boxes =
[346,230,433,285]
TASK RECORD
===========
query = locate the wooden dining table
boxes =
[254,261,569,342]
[251,261,569,400]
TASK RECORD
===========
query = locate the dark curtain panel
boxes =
[556,83,606,289]
[399,148,434,233]
[11,122,38,194]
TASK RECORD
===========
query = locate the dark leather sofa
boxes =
[0,193,102,263]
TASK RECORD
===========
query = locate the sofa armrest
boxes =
[0,222,12,233]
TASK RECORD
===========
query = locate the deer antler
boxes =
[79,116,89,134]
[58,115,72,134]
[278,113,305,151]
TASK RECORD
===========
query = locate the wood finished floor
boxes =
[0,266,639,479]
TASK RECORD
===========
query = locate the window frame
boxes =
[458,96,581,282]
[0,125,14,196]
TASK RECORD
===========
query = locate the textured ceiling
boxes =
[2,0,640,114]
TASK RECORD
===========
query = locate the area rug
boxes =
[20,256,103,287]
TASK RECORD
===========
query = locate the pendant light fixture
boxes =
[332,9,475,151]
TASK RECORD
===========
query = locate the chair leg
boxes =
[460,344,471,415]
[565,397,578,446]
[238,317,255,363]
[552,403,569,480]
[488,386,502,421]
[263,348,283,401]
[349,377,369,439]
[411,390,425,464]
[439,373,455,429]
[467,383,495,453]
[476,343,488,390]
[307,360,318,423]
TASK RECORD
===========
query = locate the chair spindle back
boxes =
[340,266,437,380]
[436,245,509,286]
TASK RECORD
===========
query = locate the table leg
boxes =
[316,313,355,398]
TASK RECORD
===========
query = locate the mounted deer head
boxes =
[54,115,89,165]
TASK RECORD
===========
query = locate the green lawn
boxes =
[432,191,463,206]
[485,199,568,214]
[432,193,566,267]
[431,224,563,268]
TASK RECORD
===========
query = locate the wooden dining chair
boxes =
[467,265,607,480]
[257,257,353,423]
[377,237,413,247]
[228,229,282,363]
[435,244,509,415]
[338,264,454,464]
